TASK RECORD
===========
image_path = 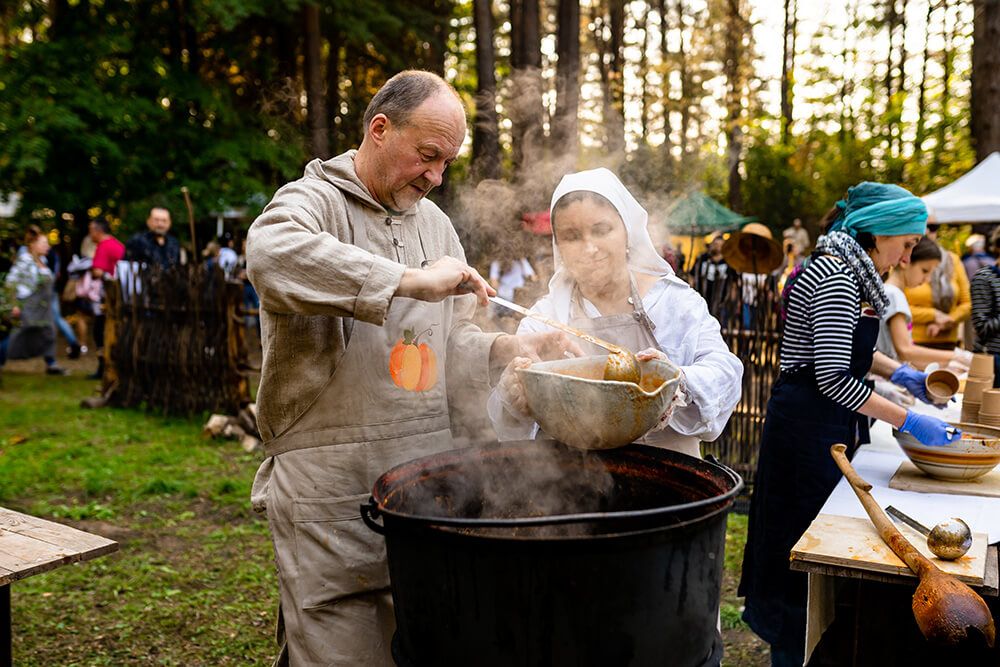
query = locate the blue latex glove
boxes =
[900,411,961,446]
[890,363,933,404]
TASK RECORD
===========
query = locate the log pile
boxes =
[203,404,262,454]
[97,264,254,416]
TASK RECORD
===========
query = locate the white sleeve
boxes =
[521,258,535,277]
[664,293,744,441]
[489,260,501,281]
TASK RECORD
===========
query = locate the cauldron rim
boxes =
[365,440,744,535]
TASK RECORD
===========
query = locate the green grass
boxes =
[0,372,276,665]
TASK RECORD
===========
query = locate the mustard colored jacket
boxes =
[904,250,971,345]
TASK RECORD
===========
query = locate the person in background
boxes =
[776,239,805,294]
[739,183,959,667]
[782,217,810,253]
[659,237,685,275]
[962,233,995,279]
[691,232,729,314]
[905,221,971,350]
[126,206,181,268]
[88,220,125,380]
[488,255,536,329]
[1,225,67,375]
[971,226,1000,385]
[45,242,83,359]
[217,234,239,278]
[877,236,972,371]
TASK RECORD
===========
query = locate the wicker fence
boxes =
[699,273,784,510]
[101,265,252,416]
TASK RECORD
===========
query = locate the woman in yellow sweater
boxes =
[904,223,971,349]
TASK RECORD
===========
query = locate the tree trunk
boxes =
[472,0,501,180]
[972,0,1000,161]
[657,0,673,156]
[933,0,955,178]
[510,0,545,174]
[326,25,341,154]
[779,0,796,143]
[914,0,933,162]
[676,0,691,156]
[607,0,626,153]
[303,3,330,159]
[724,0,745,212]
[639,4,651,142]
[553,0,581,155]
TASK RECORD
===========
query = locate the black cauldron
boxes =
[361,441,743,667]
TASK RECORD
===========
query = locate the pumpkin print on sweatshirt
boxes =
[389,327,438,391]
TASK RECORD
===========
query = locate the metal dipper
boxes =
[886,505,973,561]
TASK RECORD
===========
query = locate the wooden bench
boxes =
[0,507,119,667]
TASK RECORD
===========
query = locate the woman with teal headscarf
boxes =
[738,183,960,666]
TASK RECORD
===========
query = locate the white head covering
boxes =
[546,168,676,319]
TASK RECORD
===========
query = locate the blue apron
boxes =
[738,308,879,660]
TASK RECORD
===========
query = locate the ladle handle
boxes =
[488,296,623,354]
[830,444,937,578]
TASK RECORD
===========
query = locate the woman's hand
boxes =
[498,357,533,419]
[948,348,973,373]
[900,411,961,446]
[636,347,669,363]
[890,363,938,405]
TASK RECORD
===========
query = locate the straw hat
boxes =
[722,222,783,274]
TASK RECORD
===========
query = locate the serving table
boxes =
[0,506,118,667]
[789,399,1000,665]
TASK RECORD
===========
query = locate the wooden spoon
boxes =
[830,444,996,648]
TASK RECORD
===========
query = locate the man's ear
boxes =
[368,114,390,145]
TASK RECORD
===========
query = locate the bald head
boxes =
[362,70,464,135]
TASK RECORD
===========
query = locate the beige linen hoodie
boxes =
[246,150,500,445]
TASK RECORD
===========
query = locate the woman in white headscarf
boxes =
[488,168,743,457]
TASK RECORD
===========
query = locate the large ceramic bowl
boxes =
[892,423,1000,481]
[517,354,682,450]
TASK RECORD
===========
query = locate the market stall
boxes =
[922,152,1000,223]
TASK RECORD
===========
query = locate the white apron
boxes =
[567,280,702,458]
[254,213,461,667]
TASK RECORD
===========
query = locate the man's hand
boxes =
[489,331,584,382]
[397,257,495,306]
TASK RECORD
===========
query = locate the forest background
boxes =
[1,0,999,264]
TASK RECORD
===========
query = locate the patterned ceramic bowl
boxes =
[892,423,1000,481]
[517,355,681,450]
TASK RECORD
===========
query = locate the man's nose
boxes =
[425,163,445,187]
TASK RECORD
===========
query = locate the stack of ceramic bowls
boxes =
[979,389,1000,427]
[965,353,995,423]
[963,377,993,423]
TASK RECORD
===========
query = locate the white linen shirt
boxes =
[488,275,743,442]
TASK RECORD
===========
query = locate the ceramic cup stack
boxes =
[963,377,993,423]
[967,353,996,424]
[979,389,1000,427]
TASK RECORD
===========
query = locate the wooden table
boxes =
[0,507,118,667]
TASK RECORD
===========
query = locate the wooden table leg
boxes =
[0,584,10,667]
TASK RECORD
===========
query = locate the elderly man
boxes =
[246,70,575,666]
[126,206,181,268]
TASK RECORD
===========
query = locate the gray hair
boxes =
[362,70,461,133]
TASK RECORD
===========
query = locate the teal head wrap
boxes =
[827,182,928,238]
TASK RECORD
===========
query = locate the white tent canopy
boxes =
[922,152,1000,223]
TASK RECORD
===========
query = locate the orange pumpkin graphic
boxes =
[389,327,438,391]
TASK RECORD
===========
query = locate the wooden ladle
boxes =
[830,444,996,648]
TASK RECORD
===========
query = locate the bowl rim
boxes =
[517,354,682,397]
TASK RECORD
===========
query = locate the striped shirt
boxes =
[781,255,874,410]
[971,266,1000,354]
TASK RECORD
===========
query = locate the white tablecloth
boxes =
[818,396,1000,544]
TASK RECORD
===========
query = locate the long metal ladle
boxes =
[488,296,642,384]
[831,444,995,647]
[886,506,973,561]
